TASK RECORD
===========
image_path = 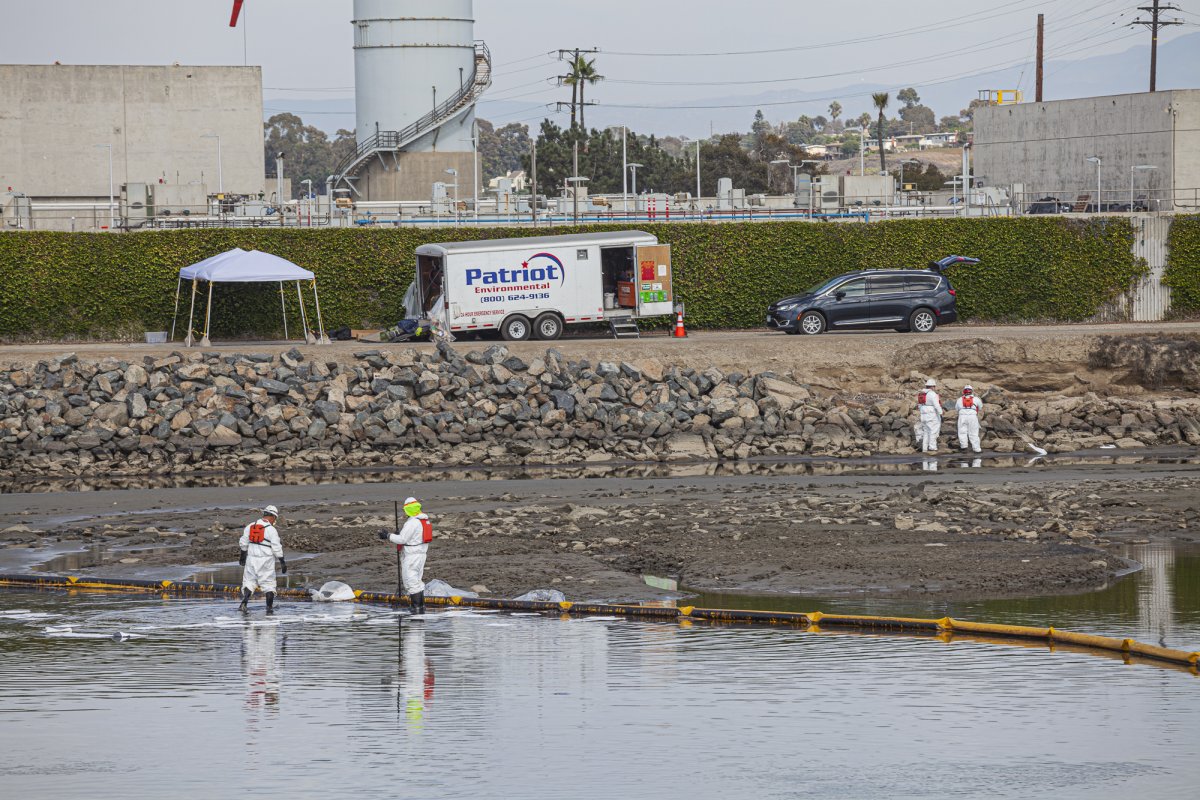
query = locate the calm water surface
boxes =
[1,585,1197,799]
[694,542,1200,647]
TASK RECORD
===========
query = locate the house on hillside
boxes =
[488,170,528,193]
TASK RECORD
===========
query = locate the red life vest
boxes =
[917,390,927,404]
[962,395,975,409]
[248,523,266,544]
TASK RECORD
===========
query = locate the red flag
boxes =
[230,0,244,27]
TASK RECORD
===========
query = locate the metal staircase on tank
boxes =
[332,41,492,194]
[608,317,640,339]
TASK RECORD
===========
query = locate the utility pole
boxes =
[622,126,628,215]
[1131,1,1182,92]
[1035,13,1044,102]
[531,138,538,226]
[556,48,600,131]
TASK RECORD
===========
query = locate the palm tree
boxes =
[828,101,842,124]
[564,55,603,133]
[872,92,890,174]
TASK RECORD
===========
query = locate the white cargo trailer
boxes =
[412,231,674,340]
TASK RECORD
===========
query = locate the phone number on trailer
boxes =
[480,292,550,303]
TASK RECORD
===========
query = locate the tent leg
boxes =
[184,279,198,347]
[280,281,289,341]
[170,278,182,342]
[297,281,314,345]
[312,281,330,345]
[201,281,213,348]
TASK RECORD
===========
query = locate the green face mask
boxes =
[404,502,422,517]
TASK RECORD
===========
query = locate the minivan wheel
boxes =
[533,312,563,341]
[501,315,532,341]
[909,308,937,333]
[798,311,826,335]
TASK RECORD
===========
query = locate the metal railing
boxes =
[332,41,491,184]
[1013,187,1200,215]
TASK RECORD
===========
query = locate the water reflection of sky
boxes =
[692,542,1200,649]
[0,590,1196,798]
[5,451,1197,494]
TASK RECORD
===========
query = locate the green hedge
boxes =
[0,218,1146,340]
[1164,214,1200,314]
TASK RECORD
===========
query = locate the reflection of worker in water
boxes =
[242,623,281,714]
[397,619,434,729]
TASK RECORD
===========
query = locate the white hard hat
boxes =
[963,384,974,393]
[403,497,418,506]
[924,378,937,388]
[263,505,279,517]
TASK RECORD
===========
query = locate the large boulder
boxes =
[663,434,716,461]
[207,425,242,447]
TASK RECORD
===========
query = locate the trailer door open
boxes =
[416,253,444,316]
[634,244,673,317]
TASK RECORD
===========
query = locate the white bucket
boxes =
[603,292,616,310]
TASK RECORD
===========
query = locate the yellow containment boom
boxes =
[1,573,1196,672]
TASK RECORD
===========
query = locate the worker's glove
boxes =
[279,558,288,575]
[238,550,247,566]
[377,529,391,541]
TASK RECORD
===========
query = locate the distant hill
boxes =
[269,31,1200,138]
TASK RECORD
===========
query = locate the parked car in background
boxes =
[1026,196,1071,214]
[766,257,975,335]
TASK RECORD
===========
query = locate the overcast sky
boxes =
[2,0,1193,130]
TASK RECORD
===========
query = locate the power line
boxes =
[600,0,1051,57]
[602,28,1037,88]
[493,51,555,68]
[478,86,559,104]
[591,28,1146,112]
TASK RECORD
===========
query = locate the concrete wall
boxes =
[357,150,479,203]
[0,65,265,201]
[974,89,1200,210]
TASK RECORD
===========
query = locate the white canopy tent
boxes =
[172,249,330,347]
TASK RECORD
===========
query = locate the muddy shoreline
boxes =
[3,455,1197,604]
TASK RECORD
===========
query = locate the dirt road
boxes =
[3,455,1197,603]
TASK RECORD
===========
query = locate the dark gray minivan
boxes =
[766,268,959,335]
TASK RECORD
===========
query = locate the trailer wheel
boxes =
[500,315,532,341]
[533,312,563,341]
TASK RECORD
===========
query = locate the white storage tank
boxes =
[352,0,478,153]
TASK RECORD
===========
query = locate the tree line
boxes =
[263,83,972,198]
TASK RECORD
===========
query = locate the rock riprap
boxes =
[2,343,1199,479]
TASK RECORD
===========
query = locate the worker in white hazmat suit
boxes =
[378,497,431,615]
[238,505,287,613]
[955,385,984,453]
[917,378,943,454]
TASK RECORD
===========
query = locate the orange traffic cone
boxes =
[673,311,687,338]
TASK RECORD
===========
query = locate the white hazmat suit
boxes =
[955,395,983,453]
[239,518,284,594]
[389,513,430,596]
[918,389,943,453]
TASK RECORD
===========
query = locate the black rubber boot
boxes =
[412,591,425,616]
[238,588,251,612]
[265,591,276,614]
